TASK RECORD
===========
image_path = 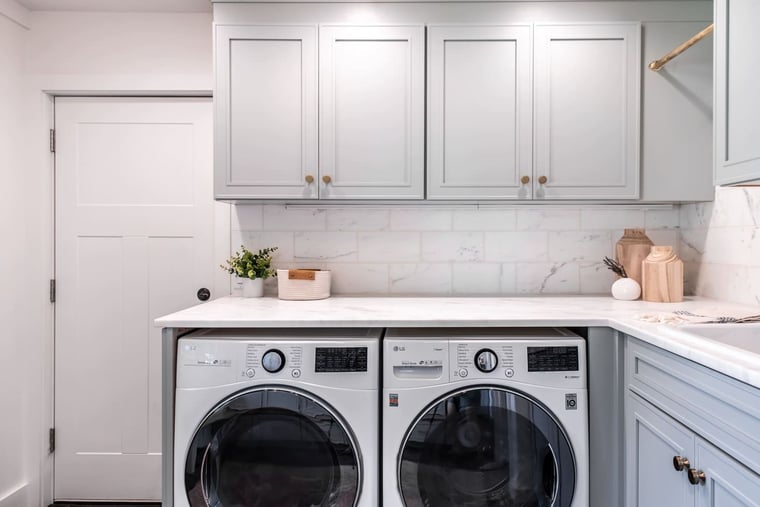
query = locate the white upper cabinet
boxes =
[319,25,425,199]
[714,0,760,185]
[427,25,532,200]
[534,24,641,199]
[214,25,318,200]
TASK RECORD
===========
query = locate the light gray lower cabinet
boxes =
[696,439,760,507]
[625,336,760,507]
[626,393,696,506]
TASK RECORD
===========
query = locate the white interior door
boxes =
[54,97,229,501]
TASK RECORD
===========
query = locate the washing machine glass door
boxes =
[185,387,360,507]
[399,386,575,507]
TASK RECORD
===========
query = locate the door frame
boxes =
[45,89,214,505]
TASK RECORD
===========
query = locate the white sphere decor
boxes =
[611,277,641,301]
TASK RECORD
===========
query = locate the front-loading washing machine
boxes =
[383,328,588,507]
[174,328,381,507]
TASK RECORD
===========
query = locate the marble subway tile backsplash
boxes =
[232,205,681,296]
[680,187,760,306]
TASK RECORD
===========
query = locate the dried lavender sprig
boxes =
[603,256,628,278]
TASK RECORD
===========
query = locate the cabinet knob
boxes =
[538,175,548,185]
[673,456,690,471]
[322,175,332,184]
[521,175,530,185]
[305,174,314,184]
[687,468,705,485]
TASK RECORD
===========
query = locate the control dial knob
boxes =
[475,349,498,373]
[262,349,286,373]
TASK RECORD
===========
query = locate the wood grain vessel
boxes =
[615,229,653,286]
[641,246,683,302]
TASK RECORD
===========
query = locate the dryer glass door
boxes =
[399,386,575,507]
[184,387,360,507]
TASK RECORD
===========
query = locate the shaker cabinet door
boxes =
[696,438,760,507]
[319,25,425,199]
[626,393,696,507]
[534,24,640,199]
[427,25,533,200]
[214,25,318,199]
[714,0,760,185]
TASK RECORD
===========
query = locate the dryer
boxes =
[383,328,588,507]
[174,328,381,507]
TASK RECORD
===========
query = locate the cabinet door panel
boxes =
[428,26,532,199]
[215,25,317,199]
[696,439,760,507]
[626,393,695,507]
[715,0,760,184]
[320,25,424,199]
[535,24,640,199]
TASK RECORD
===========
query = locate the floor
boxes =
[51,504,160,506]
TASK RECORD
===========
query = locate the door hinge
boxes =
[49,279,56,303]
[49,428,55,453]
[49,129,55,153]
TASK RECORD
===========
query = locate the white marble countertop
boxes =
[156,295,760,388]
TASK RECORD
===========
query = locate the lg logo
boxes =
[393,345,406,352]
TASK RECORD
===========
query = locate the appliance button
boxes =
[245,368,255,378]
[292,369,301,378]
[505,368,515,378]
[458,368,469,378]
[262,349,286,373]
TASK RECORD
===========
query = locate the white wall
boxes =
[0,5,42,507]
[681,187,760,306]
[26,11,212,92]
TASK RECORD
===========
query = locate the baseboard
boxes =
[0,483,29,507]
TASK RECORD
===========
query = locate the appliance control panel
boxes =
[450,338,586,388]
[177,336,379,390]
[315,347,368,372]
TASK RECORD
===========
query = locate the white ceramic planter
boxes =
[241,277,264,298]
[611,277,641,301]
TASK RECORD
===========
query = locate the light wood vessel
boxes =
[641,246,683,303]
[615,229,653,286]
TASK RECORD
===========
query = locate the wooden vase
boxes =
[615,229,653,286]
[641,246,683,303]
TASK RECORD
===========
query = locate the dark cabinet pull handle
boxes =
[673,456,690,471]
[197,288,211,301]
[687,468,706,485]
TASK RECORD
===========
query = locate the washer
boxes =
[383,328,588,507]
[174,328,381,507]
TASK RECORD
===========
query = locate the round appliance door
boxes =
[399,386,575,507]
[184,387,360,507]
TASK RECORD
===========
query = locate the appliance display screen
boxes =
[527,346,579,372]
[315,347,368,372]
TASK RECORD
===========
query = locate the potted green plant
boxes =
[221,246,278,297]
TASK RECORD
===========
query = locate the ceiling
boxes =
[14,0,704,12]
[16,0,212,12]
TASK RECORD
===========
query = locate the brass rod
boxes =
[648,23,714,71]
